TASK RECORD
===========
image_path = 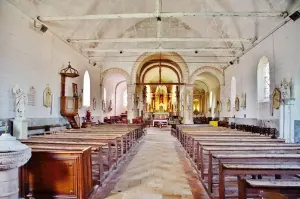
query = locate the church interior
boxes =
[1,0,300,198]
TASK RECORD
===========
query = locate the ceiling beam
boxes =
[88,55,236,58]
[225,7,299,69]
[68,37,253,43]
[156,0,162,39]
[81,47,241,53]
[38,12,286,22]
[94,60,229,64]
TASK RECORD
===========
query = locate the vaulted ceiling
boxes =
[8,0,300,69]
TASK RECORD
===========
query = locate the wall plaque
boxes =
[28,86,36,106]
[43,86,52,108]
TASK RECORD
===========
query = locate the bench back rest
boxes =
[259,191,287,199]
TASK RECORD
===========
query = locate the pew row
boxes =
[172,125,300,199]
[238,179,300,199]
[20,125,146,199]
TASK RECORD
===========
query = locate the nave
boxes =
[92,127,209,199]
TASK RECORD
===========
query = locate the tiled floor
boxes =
[91,127,209,199]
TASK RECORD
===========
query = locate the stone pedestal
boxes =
[0,134,31,199]
[13,119,28,139]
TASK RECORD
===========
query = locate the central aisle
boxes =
[101,127,209,199]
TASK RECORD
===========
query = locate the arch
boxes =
[257,56,270,102]
[139,59,183,82]
[131,52,189,84]
[189,66,224,84]
[102,67,130,84]
[141,65,180,83]
[114,80,127,116]
[83,70,91,107]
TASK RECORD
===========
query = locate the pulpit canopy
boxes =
[60,62,79,78]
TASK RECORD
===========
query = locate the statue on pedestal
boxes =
[12,84,28,120]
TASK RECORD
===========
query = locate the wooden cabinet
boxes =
[19,147,93,199]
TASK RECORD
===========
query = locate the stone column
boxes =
[183,84,194,124]
[179,85,185,118]
[219,84,225,119]
[99,66,104,123]
[99,84,104,123]
[0,134,31,199]
[127,84,135,123]
[137,86,143,117]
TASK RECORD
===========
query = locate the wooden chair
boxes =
[259,191,288,199]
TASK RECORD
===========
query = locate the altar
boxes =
[143,85,179,122]
[153,112,169,119]
[152,118,168,127]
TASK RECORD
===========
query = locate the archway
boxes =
[190,67,221,122]
[101,68,130,122]
[132,53,187,121]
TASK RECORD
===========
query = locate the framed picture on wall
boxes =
[72,83,78,97]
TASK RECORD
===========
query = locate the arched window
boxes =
[103,88,107,102]
[123,90,128,108]
[83,71,90,107]
[257,56,270,102]
[231,76,236,110]
[209,91,213,108]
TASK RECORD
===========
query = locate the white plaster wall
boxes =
[222,18,300,139]
[0,1,101,120]
[115,83,127,116]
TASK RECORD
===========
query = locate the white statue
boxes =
[12,84,28,119]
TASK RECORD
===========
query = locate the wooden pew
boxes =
[20,140,107,182]
[19,146,93,199]
[208,153,300,195]
[196,142,300,178]
[183,132,263,150]
[218,163,300,199]
[53,132,128,155]
[238,179,300,199]
[56,129,141,153]
[190,137,285,163]
[29,135,120,168]
[203,146,300,183]
[187,134,281,155]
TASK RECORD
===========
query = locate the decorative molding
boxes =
[0,148,31,171]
